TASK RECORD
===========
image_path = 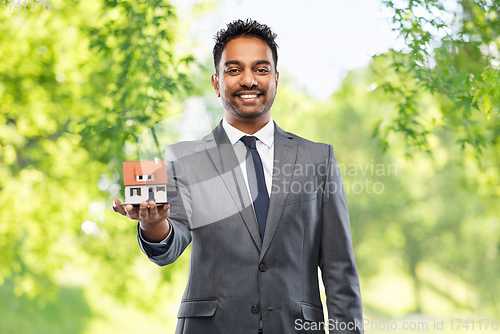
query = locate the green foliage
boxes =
[0,280,91,334]
[2,0,499,328]
[273,63,500,315]
[368,2,500,313]
[0,0,193,310]
[83,0,195,162]
[378,0,500,152]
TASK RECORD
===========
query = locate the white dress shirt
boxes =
[222,117,274,198]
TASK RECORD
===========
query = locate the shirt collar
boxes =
[222,117,275,148]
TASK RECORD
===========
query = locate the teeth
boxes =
[239,94,258,98]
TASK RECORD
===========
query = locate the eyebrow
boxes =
[255,60,271,66]
[224,60,272,67]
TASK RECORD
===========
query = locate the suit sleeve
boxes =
[320,144,364,333]
[137,145,193,266]
[137,223,174,256]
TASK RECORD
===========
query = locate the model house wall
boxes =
[123,159,168,205]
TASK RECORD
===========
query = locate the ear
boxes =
[211,74,220,98]
[275,71,279,88]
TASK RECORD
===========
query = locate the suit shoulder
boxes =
[284,131,333,154]
[164,138,206,162]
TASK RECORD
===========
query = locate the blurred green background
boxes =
[1,0,499,333]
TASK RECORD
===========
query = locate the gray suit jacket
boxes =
[138,121,363,334]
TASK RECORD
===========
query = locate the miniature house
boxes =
[123,158,168,205]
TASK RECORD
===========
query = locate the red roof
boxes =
[123,160,168,186]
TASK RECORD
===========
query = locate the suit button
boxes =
[251,305,260,314]
[259,263,267,272]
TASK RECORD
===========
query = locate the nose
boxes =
[240,69,257,87]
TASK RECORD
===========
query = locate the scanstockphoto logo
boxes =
[340,161,397,195]
[134,100,398,229]
[295,317,500,332]
[295,319,363,331]
[270,160,397,196]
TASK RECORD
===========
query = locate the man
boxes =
[113,19,363,334]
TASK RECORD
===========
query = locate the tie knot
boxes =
[240,135,257,149]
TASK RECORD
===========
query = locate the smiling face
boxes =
[211,37,279,125]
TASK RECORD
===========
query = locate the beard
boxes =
[222,99,269,119]
[222,88,276,120]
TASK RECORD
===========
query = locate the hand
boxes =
[112,199,171,242]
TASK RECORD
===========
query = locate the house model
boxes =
[123,158,168,205]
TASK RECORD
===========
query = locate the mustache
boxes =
[232,86,265,97]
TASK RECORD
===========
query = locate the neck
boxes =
[225,113,271,135]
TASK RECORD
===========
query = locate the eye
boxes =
[226,68,240,74]
[256,68,269,74]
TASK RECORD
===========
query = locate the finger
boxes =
[138,201,149,220]
[148,201,158,218]
[163,203,170,219]
[124,204,139,220]
[113,199,126,215]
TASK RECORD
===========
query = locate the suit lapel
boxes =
[260,123,297,261]
[204,121,262,250]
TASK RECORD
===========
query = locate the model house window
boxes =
[130,188,141,196]
[136,174,154,182]
[156,186,165,192]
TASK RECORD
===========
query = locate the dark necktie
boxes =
[240,135,269,238]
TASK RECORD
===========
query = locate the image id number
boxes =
[2,0,50,11]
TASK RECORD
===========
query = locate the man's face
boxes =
[211,37,279,120]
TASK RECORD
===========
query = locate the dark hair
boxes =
[213,19,278,73]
